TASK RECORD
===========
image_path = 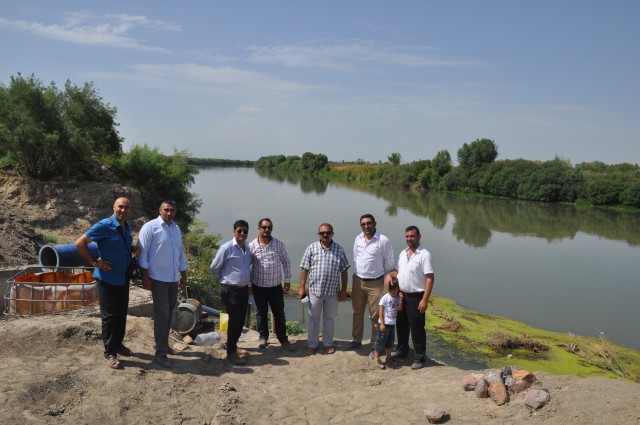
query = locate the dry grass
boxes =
[487,332,550,353]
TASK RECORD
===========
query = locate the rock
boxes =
[501,365,512,378]
[489,380,509,406]
[513,369,537,383]
[424,405,445,424]
[508,379,530,394]
[504,376,516,387]
[484,371,502,384]
[474,378,488,398]
[525,388,551,409]
[462,374,479,391]
[172,342,190,352]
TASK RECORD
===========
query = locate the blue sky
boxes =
[1,1,638,165]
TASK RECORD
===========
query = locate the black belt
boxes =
[360,275,384,282]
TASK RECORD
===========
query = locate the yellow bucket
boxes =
[219,312,229,332]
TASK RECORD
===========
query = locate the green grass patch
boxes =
[428,296,639,382]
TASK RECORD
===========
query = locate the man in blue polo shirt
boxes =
[138,200,188,368]
[76,197,134,370]
[210,219,252,366]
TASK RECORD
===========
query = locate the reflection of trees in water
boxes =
[255,167,329,194]
[331,180,640,247]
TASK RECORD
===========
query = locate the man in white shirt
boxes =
[138,200,188,368]
[348,214,394,350]
[385,225,435,370]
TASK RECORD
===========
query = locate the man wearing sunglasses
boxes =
[210,220,252,365]
[249,218,296,352]
[299,223,350,355]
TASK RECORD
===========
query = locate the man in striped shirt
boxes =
[299,223,350,355]
[249,218,295,351]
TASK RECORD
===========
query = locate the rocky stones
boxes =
[423,405,445,424]
[474,379,489,398]
[463,367,548,409]
[524,388,551,409]
[488,380,509,406]
[462,374,479,391]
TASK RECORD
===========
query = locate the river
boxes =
[191,167,640,356]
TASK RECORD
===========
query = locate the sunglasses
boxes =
[236,228,249,234]
[318,231,333,236]
[260,226,273,230]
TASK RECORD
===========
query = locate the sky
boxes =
[1,1,639,165]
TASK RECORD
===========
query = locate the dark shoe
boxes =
[155,356,172,368]
[167,347,176,355]
[346,341,361,350]
[227,352,247,365]
[117,345,133,356]
[280,341,296,352]
[385,358,398,369]
[324,346,336,354]
[306,347,317,356]
[390,351,408,359]
[410,360,425,370]
[258,338,268,349]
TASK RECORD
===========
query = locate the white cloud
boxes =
[247,40,483,70]
[0,12,179,52]
[88,63,315,97]
[236,104,263,113]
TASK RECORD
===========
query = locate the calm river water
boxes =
[191,167,640,358]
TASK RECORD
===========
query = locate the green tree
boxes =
[457,138,498,170]
[301,152,328,172]
[388,152,401,166]
[0,73,122,180]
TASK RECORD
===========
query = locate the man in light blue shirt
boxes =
[138,200,187,368]
[210,219,252,365]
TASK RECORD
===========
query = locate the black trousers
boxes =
[220,284,249,356]
[396,291,426,362]
[252,284,288,343]
[97,279,129,358]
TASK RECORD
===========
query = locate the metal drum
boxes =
[171,299,202,334]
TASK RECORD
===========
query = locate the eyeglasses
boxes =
[260,226,273,230]
[236,228,248,234]
[318,231,333,236]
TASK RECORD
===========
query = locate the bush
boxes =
[183,225,221,308]
[116,145,201,228]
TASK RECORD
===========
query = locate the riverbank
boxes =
[1,288,639,425]
[281,285,640,383]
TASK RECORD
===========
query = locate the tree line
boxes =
[0,73,201,228]
[257,139,640,209]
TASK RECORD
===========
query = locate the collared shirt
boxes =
[353,230,395,279]
[396,245,434,293]
[137,216,187,283]
[300,241,350,297]
[249,237,292,287]
[210,238,252,287]
[85,214,132,286]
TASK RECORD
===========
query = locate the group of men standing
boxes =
[77,197,435,371]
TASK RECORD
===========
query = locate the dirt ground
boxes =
[1,171,639,424]
[1,288,639,425]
